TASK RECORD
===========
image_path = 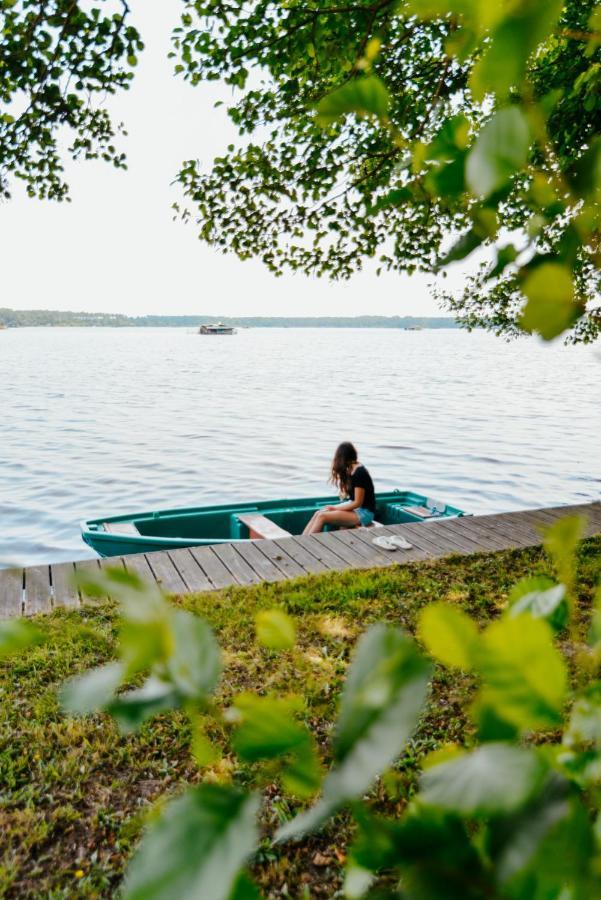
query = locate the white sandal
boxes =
[372,535,397,551]
[389,535,413,550]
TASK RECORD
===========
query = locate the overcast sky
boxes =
[2,1,453,318]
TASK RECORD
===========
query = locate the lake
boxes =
[1,326,599,567]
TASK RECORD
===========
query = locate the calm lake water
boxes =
[1,327,599,567]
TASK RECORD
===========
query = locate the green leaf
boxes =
[437,229,483,268]
[470,3,563,101]
[466,107,530,198]
[276,625,431,839]
[166,609,221,698]
[316,76,390,126]
[232,695,309,761]
[255,609,296,650]
[542,515,584,589]
[122,784,259,900]
[0,619,43,657]
[487,774,582,887]
[520,263,583,340]
[477,615,567,731]
[417,602,479,669]
[420,744,546,816]
[232,695,321,798]
[507,577,569,633]
[107,676,180,733]
[60,661,124,715]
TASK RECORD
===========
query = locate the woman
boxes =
[303,442,376,535]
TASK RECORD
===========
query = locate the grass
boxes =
[1,538,600,898]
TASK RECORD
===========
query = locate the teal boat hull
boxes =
[81,490,466,558]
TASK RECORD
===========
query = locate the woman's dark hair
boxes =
[330,442,358,496]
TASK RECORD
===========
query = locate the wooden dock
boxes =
[1,502,599,619]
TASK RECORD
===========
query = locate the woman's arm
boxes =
[335,487,365,511]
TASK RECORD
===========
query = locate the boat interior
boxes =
[92,491,464,543]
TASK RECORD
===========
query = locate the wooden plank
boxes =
[234,541,288,583]
[436,517,518,551]
[73,558,104,602]
[146,550,188,595]
[50,562,80,610]
[308,532,367,569]
[236,513,291,540]
[422,520,491,554]
[23,566,52,616]
[123,552,157,588]
[330,529,394,568]
[103,521,139,535]
[168,549,214,593]
[189,546,236,590]
[392,522,461,557]
[275,536,331,574]
[295,533,354,571]
[254,539,307,579]
[466,514,541,547]
[0,568,23,618]
[211,543,262,586]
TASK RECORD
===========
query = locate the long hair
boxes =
[330,442,358,497]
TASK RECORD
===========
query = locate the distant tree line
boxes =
[0,308,459,329]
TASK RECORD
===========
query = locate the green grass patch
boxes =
[1,539,600,897]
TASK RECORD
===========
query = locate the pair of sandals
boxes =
[372,534,413,552]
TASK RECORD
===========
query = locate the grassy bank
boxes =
[1,539,600,898]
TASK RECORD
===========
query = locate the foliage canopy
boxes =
[172,0,601,342]
[0,0,141,200]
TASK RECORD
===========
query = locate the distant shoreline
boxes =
[0,308,459,330]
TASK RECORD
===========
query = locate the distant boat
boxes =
[81,490,466,557]
[403,326,423,331]
[199,322,236,335]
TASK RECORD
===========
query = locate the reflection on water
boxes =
[0,327,599,566]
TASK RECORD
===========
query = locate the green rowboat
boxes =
[81,490,466,558]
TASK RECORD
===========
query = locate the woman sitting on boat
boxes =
[303,442,376,534]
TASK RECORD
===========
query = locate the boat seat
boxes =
[236,513,291,540]
[103,521,139,535]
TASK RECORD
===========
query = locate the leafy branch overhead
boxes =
[0,0,142,200]
[173,0,601,342]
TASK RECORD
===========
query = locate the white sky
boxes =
[1,1,453,318]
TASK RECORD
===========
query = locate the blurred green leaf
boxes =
[229,872,262,900]
[255,608,296,650]
[542,515,584,590]
[466,107,530,198]
[166,609,221,698]
[0,619,43,657]
[418,602,478,669]
[470,2,563,100]
[276,625,431,839]
[60,661,124,715]
[316,76,390,126]
[107,677,180,733]
[123,784,259,900]
[437,229,483,267]
[486,774,587,888]
[233,695,321,798]
[507,577,569,633]
[477,615,567,731]
[520,263,583,340]
[232,695,309,761]
[420,744,546,816]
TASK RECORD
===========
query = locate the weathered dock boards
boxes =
[1,502,599,618]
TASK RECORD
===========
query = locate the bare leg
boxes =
[304,509,360,535]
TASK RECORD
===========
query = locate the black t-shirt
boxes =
[350,465,376,513]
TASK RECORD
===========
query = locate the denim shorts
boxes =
[355,507,375,527]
